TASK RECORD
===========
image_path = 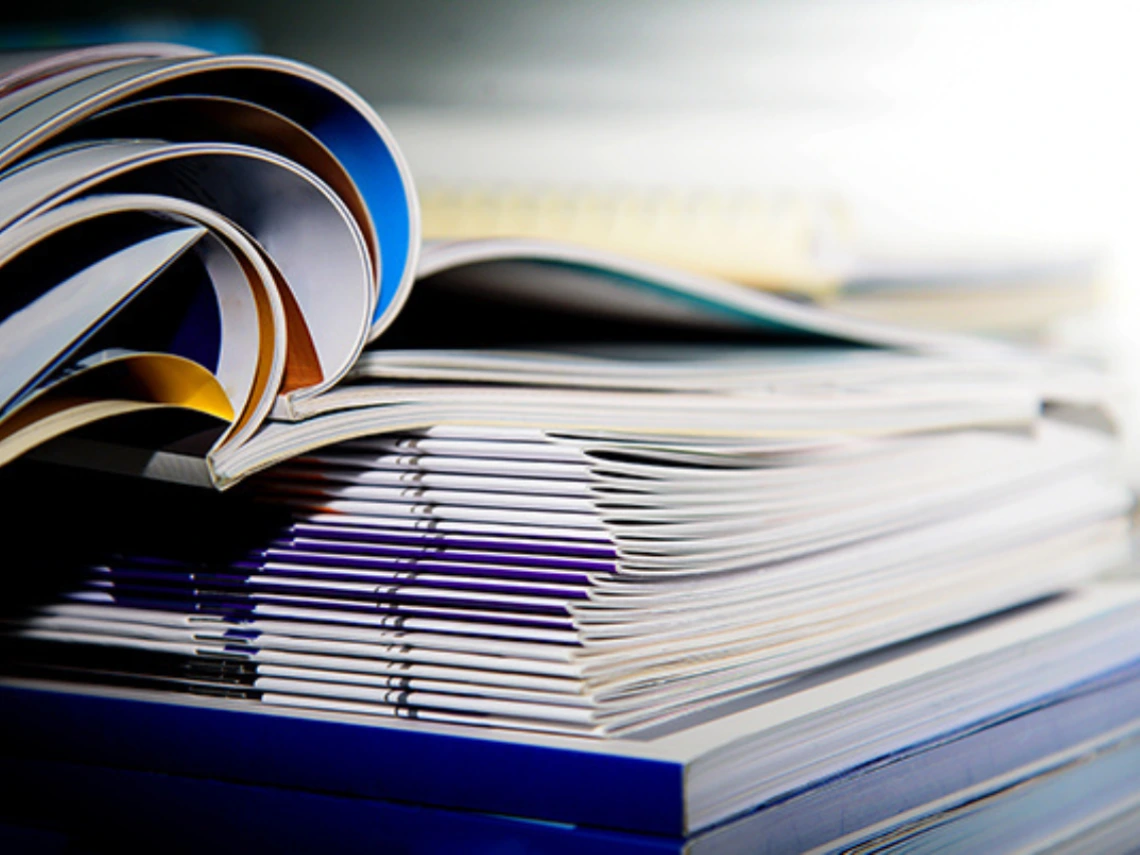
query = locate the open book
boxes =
[0,41,1083,491]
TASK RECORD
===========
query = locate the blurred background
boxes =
[4,0,1139,457]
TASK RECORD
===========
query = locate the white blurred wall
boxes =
[257,0,1136,252]
[252,0,1140,467]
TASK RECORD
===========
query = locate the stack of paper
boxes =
[6,573,1140,852]
[6,401,1129,736]
[0,42,1136,854]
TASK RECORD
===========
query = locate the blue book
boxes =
[4,586,1140,844]
[3,706,1140,854]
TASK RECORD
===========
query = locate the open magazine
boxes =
[0,41,1085,491]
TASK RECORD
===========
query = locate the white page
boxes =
[246,591,576,630]
[251,644,578,681]
[268,465,596,497]
[254,670,589,705]
[0,191,290,457]
[243,619,577,662]
[0,138,372,395]
[0,226,203,414]
[350,346,1043,393]
[248,604,579,643]
[297,513,613,543]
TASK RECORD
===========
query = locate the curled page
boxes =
[0,43,420,478]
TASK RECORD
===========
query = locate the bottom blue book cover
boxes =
[3,732,1140,855]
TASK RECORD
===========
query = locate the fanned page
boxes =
[0,42,419,482]
[1,422,1132,738]
[0,42,1081,490]
[201,236,1106,483]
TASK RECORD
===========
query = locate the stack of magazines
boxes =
[1,44,1138,853]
